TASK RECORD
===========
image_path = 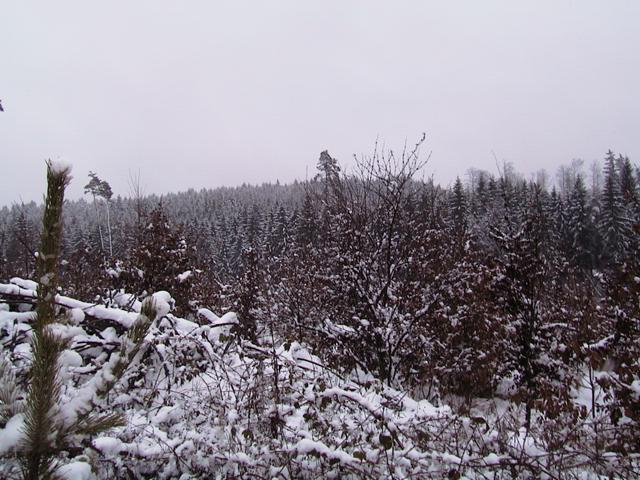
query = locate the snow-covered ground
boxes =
[0,278,637,479]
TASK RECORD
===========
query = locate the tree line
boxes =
[1,144,639,455]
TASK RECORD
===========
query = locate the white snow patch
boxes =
[113,292,141,312]
[57,460,92,480]
[151,291,173,319]
[14,342,32,360]
[483,452,503,465]
[93,436,124,455]
[67,308,85,325]
[48,159,73,176]
[197,308,219,323]
[10,277,38,291]
[292,438,357,466]
[153,405,180,425]
[176,271,192,283]
[0,414,25,454]
[202,311,238,342]
[106,268,120,278]
[0,311,36,331]
[60,349,83,369]
[631,379,640,400]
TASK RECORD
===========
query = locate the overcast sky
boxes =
[1,1,639,206]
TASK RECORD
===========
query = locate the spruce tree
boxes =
[296,192,317,247]
[599,151,633,265]
[7,209,35,278]
[619,156,637,206]
[567,175,598,271]
[491,186,571,429]
[316,150,341,202]
[447,177,468,258]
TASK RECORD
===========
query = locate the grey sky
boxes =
[1,1,639,206]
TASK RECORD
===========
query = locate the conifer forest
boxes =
[0,143,639,479]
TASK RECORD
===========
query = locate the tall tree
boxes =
[566,175,599,271]
[84,172,114,257]
[491,186,571,429]
[6,208,36,277]
[447,176,468,258]
[599,151,633,265]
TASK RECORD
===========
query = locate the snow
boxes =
[197,308,219,323]
[112,292,141,312]
[9,277,38,291]
[324,319,355,335]
[151,291,173,319]
[631,379,640,400]
[49,323,87,341]
[152,405,181,425]
[199,309,238,342]
[57,461,92,480]
[291,438,358,466]
[106,268,120,279]
[176,270,192,283]
[93,436,124,455]
[0,277,637,478]
[47,159,73,176]
[13,342,32,359]
[67,307,85,324]
[0,414,25,454]
[0,310,36,332]
[287,342,323,372]
[0,282,36,300]
[482,452,503,465]
[53,294,139,327]
[60,349,83,369]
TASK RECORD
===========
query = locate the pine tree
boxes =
[22,161,73,479]
[84,172,114,258]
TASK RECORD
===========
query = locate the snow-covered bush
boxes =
[1,280,638,479]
